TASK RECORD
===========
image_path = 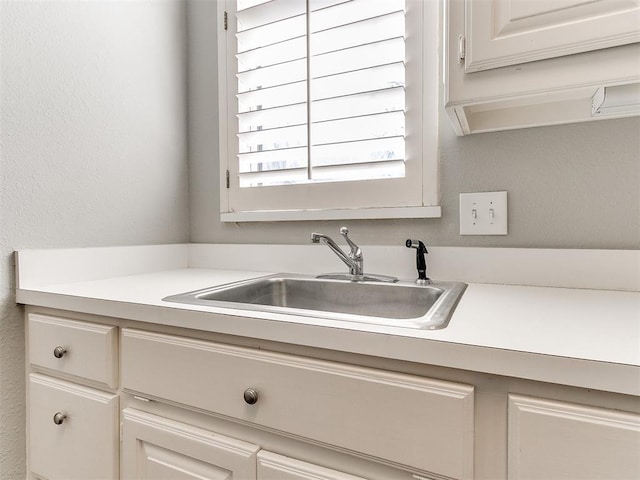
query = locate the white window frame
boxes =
[218,0,441,222]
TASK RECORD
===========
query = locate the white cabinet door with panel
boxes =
[444,0,640,135]
[257,451,368,480]
[121,408,260,480]
[508,394,640,479]
[464,0,640,73]
[28,374,119,480]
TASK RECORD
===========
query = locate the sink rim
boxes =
[163,273,467,330]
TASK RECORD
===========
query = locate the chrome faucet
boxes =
[311,227,364,279]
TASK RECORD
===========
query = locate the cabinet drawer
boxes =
[122,329,474,479]
[28,374,119,480]
[28,313,118,387]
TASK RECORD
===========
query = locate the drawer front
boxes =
[28,313,118,387]
[122,328,474,479]
[28,374,119,480]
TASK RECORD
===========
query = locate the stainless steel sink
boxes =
[163,274,467,330]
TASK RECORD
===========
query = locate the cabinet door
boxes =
[508,394,640,479]
[257,451,368,480]
[121,408,260,480]
[28,374,119,480]
[464,0,640,72]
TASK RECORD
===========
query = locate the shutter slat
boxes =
[237,81,307,114]
[311,10,405,56]
[238,147,308,174]
[312,111,404,146]
[311,159,405,182]
[237,0,305,31]
[237,14,305,53]
[312,136,405,167]
[238,124,307,155]
[237,36,306,72]
[312,62,404,101]
[312,87,404,123]
[237,0,271,13]
[313,37,404,78]
[238,102,307,133]
[239,168,310,188]
[311,0,403,33]
[309,0,352,13]
[239,160,405,187]
[238,58,306,93]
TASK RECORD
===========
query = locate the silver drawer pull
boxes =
[243,388,259,405]
[53,412,67,425]
[53,346,67,359]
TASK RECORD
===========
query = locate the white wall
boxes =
[188,2,640,249]
[0,1,189,477]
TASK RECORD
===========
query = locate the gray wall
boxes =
[0,1,189,477]
[188,2,640,249]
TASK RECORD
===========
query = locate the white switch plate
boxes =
[459,191,508,235]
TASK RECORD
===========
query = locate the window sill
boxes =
[220,206,442,223]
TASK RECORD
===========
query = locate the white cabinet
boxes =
[29,374,118,480]
[24,307,640,480]
[26,314,119,480]
[121,408,259,480]
[464,0,640,73]
[508,394,640,479]
[444,0,640,135]
[257,451,367,480]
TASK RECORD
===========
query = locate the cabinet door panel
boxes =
[121,328,474,479]
[121,408,259,480]
[465,0,640,72]
[257,451,368,480]
[508,394,640,479]
[28,374,119,480]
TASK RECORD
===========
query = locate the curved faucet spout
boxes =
[311,229,363,277]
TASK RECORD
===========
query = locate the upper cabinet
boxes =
[464,0,640,72]
[444,0,640,135]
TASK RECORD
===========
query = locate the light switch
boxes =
[459,191,508,235]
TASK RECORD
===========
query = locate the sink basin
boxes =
[164,274,467,330]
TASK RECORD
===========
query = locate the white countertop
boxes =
[16,245,640,396]
[16,264,640,397]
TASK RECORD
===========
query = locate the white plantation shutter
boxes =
[235,0,406,187]
[220,0,441,220]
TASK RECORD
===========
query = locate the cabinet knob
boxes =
[243,388,258,405]
[53,346,67,359]
[53,412,67,425]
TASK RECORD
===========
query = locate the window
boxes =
[218,0,440,221]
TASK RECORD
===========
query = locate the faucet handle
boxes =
[340,227,361,258]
